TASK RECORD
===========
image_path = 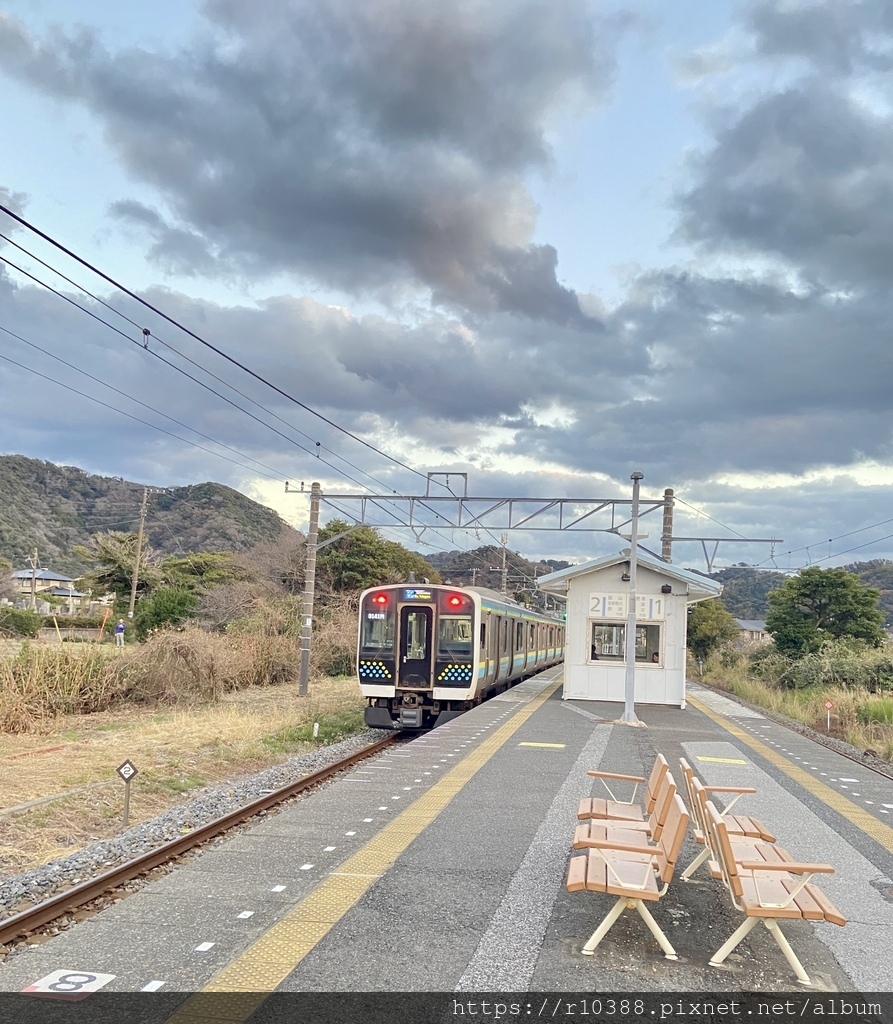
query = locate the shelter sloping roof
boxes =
[11,569,76,582]
[735,619,766,632]
[537,548,722,601]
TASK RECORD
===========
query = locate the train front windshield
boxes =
[438,615,472,657]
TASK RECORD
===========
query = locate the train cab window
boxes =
[361,611,395,652]
[438,615,472,658]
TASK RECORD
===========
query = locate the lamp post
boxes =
[621,471,644,726]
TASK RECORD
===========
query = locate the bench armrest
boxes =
[586,770,644,783]
[584,838,656,855]
[739,861,835,875]
[703,786,756,794]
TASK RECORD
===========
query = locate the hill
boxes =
[0,454,292,575]
[422,545,572,603]
[700,561,893,625]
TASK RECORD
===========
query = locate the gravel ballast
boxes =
[0,730,381,917]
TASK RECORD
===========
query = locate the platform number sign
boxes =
[21,970,116,1000]
[116,759,138,781]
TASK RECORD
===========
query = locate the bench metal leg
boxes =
[634,901,678,959]
[680,847,710,882]
[762,919,812,986]
[710,916,758,967]
[581,897,626,955]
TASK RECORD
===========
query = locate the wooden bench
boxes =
[573,768,678,847]
[705,800,846,985]
[577,754,669,823]
[566,792,690,961]
[680,768,781,882]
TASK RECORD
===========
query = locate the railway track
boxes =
[0,733,399,948]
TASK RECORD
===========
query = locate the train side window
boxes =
[480,622,486,650]
[499,617,508,654]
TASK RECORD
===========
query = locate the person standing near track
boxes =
[114,618,126,647]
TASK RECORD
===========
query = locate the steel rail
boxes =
[0,734,398,946]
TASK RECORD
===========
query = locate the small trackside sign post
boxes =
[824,700,834,731]
[116,759,138,826]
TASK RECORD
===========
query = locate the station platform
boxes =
[1,667,893,1023]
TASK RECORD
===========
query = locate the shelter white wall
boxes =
[562,562,690,708]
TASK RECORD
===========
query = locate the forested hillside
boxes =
[704,561,893,624]
[423,545,572,595]
[0,455,292,575]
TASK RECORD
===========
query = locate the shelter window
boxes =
[589,622,661,663]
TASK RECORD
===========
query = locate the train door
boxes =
[398,605,434,687]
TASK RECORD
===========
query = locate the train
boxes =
[357,582,565,729]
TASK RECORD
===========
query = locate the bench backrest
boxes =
[653,792,690,884]
[645,754,670,814]
[705,800,745,898]
[648,770,678,842]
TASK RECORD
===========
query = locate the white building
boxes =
[538,549,722,709]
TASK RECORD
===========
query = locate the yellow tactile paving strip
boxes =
[167,675,564,1023]
[687,692,893,853]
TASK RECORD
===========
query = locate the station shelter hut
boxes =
[537,548,722,709]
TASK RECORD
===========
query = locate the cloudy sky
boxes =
[2,0,893,572]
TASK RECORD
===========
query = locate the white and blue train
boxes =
[357,583,565,729]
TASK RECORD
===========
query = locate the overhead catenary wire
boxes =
[0,350,286,482]
[0,273,486,559]
[0,324,288,481]
[0,203,443,488]
[0,233,407,496]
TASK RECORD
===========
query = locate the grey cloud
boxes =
[746,0,893,74]
[677,84,893,287]
[0,1,618,323]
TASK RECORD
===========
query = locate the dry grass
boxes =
[702,656,893,761]
[0,675,365,874]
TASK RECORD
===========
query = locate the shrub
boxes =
[133,587,199,640]
[41,614,105,629]
[0,608,43,637]
[857,698,893,725]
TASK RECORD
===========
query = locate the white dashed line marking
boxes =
[363,818,373,822]
[300,864,313,870]
[195,943,215,952]
[345,831,356,836]
[271,885,286,892]
[324,846,336,851]
[142,981,165,992]
[237,911,254,919]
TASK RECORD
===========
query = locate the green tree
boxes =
[687,599,739,661]
[766,566,886,657]
[160,551,251,592]
[73,531,163,601]
[316,520,441,593]
[133,586,199,640]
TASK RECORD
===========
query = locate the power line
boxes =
[0,324,287,481]
[0,349,285,482]
[0,243,426,499]
[0,202,439,487]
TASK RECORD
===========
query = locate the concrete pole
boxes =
[500,533,508,598]
[128,488,148,620]
[661,488,675,563]
[299,482,321,697]
[29,548,38,610]
[621,471,644,726]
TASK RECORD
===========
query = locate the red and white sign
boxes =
[823,700,834,710]
[21,970,115,1000]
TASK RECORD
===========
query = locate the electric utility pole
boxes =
[128,488,149,620]
[28,548,39,610]
[299,482,321,697]
[621,471,645,727]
